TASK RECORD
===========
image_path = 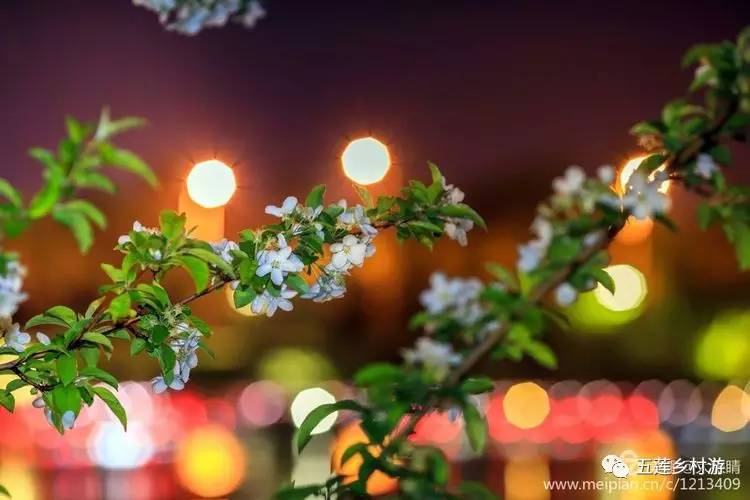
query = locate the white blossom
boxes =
[420,272,483,314]
[554,282,578,307]
[239,0,266,28]
[330,234,368,271]
[402,337,462,381]
[118,220,158,245]
[695,153,718,179]
[211,239,240,264]
[0,260,27,318]
[265,196,298,218]
[598,165,616,184]
[152,323,202,394]
[302,274,346,302]
[517,241,546,272]
[622,172,671,220]
[337,200,378,236]
[36,332,51,345]
[444,218,474,247]
[251,286,297,317]
[441,177,465,205]
[530,216,553,247]
[256,234,304,286]
[3,323,30,352]
[553,166,586,196]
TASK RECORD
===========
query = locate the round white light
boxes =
[342,137,391,185]
[88,422,154,470]
[290,387,337,435]
[186,159,237,208]
[593,264,647,312]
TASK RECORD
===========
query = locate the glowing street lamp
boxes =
[186,159,237,208]
[342,137,391,185]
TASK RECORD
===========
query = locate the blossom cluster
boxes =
[133,0,266,35]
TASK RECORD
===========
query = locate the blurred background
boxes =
[2,0,750,498]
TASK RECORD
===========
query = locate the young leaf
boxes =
[463,402,487,452]
[0,391,15,413]
[295,400,363,454]
[99,144,157,187]
[305,184,326,208]
[159,211,186,240]
[460,377,494,394]
[93,387,127,429]
[107,293,131,322]
[79,366,119,389]
[57,355,78,386]
[175,255,210,292]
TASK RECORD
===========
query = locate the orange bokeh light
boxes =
[175,424,246,498]
[331,423,398,496]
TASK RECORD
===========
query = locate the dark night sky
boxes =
[1,1,749,380]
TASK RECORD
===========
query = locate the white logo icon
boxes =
[602,454,630,478]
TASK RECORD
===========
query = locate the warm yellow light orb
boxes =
[186,159,237,208]
[175,424,247,498]
[711,385,750,433]
[342,137,391,185]
[619,156,670,194]
[503,382,550,429]
[594,264,647,312]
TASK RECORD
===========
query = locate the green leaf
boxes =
[0,483,10,498]
[46,306,77,325]
[305,184,326,208]
[130,338,147,356]
[26,314,70,329]
[107,293,131,322]
[438,203,486,229]
[0,391,15,413]
[463,402,487,452]
[0,178,22,207]
[79,366,118,389]
[57,355,78,386]
[460,377,494,394]
[233,286,256,308]
[285,273,309,294]
[64,200,106,229]
[710,145,731,166]
[28,170,63,219]
[53,207,94,253]
[93,387,127,430]
[354,363,403,386]
[428,162,444,185]
[81,332,114,351]
[99,144,158,187]
[159,211,185,240]
[175,255,210,292]
[295,400,363,453]
[184,248,234,276]
[525,341,558,369]
[150,325,170,344]
[95,108,146,140]
[590,268,615,295]
[353,184,374,208]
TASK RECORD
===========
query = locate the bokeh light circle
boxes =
[290,387,337,435]
[186,159,237,208]
[503,382,550,430]
[175,424,246,498]
[342,137,391,185]
[593,264,647,312]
